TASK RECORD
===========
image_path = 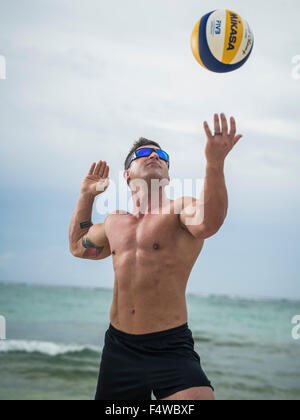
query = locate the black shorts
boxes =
[95,322,214,400]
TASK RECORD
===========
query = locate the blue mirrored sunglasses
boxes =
[126,147,170,170]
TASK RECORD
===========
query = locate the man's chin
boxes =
[146,165,160,170]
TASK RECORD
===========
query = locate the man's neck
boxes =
[131,187,169,215]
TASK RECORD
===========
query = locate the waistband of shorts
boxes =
[108,322,189,342]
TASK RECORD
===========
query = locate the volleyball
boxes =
[191,10,254,73]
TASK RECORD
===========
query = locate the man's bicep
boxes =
[78,223,111,260]
[178,196,213,240]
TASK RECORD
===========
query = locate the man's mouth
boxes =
[146,161,160,167]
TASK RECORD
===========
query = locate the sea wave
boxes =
[0,340,100,357]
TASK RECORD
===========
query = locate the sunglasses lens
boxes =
[156,150,168,162]
[136,148,152,157]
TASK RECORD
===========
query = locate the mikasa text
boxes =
[227,13,240,51]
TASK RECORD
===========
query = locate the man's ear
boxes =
[123,170,130,184]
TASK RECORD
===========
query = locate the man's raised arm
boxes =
[180,113,243,239]
[69,161,111,260]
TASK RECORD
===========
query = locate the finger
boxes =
[99,161,107,178]
[233,134,243,146]
[88,162,96,175]
[229,116,236,138]
[103,165,109,179]
[204,121,213,139]
[221,113,228,136]
[214,114,221,134]
[94,160,103,175]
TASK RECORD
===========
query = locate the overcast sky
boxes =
[0,0,299,299]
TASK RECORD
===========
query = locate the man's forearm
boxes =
[198,161,228,232]
[69,192,95,253]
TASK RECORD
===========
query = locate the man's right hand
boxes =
[80,161,110,197]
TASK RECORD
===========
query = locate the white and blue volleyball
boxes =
[191,10,254,73]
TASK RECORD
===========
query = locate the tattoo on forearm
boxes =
[80,220,93,229]
[82,236,104,258]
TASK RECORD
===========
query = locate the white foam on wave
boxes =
[0,340,100,356]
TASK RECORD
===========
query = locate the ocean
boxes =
[0,282,299,400]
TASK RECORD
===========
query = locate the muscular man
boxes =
[69,113,243,401]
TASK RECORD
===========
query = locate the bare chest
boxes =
[106,212,181,253]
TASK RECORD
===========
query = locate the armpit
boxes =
[177,213,192,234]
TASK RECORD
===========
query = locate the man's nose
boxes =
[149,151,159,159]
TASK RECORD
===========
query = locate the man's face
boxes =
[124,145,170,186]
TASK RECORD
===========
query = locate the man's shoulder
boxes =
[108,210,131,217]
[104,210,130,228]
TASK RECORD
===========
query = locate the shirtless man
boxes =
[69,113,243,401]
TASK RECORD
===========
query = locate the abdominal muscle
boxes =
[109,252,189,334]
